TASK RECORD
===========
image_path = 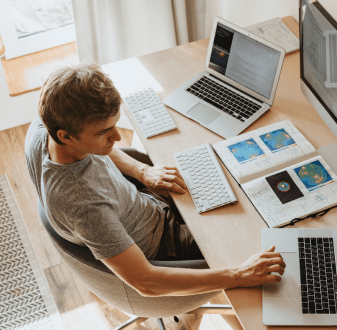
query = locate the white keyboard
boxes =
[175,143,238,213]
[124,87,177,138]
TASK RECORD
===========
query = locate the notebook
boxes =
[212,119,337,228]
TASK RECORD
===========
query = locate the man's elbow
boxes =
[130,278,163,297]
[137,286,160,297]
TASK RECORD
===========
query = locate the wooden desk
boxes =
[105,17,337,330]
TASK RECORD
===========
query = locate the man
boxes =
[25,63,285,297]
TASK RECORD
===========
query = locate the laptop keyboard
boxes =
[298,237,337,314]
[186,76,262,122]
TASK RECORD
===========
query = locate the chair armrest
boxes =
[149,259,209,269]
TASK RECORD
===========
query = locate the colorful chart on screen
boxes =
[294,160,333,191]
[260,128,296,152]
[228,138,265,163]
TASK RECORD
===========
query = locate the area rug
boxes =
[0,174,64,330]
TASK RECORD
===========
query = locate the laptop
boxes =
[262,228,337,326]
[163,17,286,139]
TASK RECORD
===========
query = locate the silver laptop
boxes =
[262,228,337,326]
[163,17,286,139]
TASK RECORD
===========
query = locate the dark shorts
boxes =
[141,188,204,261]
[120,147,203,261]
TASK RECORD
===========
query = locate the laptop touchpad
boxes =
[187,103,221,125]
[263,253,300,297]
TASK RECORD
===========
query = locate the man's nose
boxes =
[110,127,121,141]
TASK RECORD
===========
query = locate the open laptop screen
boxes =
[209,22,281,99]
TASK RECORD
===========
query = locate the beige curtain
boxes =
[71,0,207,66]
[70,0,207,130]
[70,0,299,130]
[71,0,299,71]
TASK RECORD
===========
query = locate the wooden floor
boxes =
[1,42,78,96]
[0,123,243,330]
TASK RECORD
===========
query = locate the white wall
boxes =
[319,0,337,21]
[205,0,337,37]
[205,0,299,37]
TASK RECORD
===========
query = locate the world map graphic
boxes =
[294,160,333,191]
[260,128,296,152]
[229,138,265,163]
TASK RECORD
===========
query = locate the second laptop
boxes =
[163,16,286,139]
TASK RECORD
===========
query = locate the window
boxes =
[0,0,76,59]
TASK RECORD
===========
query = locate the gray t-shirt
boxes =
[25,118,166,260]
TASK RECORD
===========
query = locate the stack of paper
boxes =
[245,17,299,55]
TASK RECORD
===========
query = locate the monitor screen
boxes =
[300,0,337,123]
[208,22,281,99]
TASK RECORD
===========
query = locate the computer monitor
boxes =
[300,0,337,137]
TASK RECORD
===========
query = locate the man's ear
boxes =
[57,129,74,145]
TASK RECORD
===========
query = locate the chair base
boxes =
[113,304,233,330]
[188,303,235,315]
[113,315,147,330]
[157,318,166,330]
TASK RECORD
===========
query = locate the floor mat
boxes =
[0,174,64,330]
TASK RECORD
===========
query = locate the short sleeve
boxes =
[73,202,134,260]
[25,117,45,162]
[25,117,48,204]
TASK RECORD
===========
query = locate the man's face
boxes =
[72,111,122,156]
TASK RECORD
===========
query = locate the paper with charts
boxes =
[212,119,337,227]
[242,156,337,227]
[245,17,299,54]
[212,119,318,185]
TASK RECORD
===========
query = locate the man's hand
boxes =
[108,148,187,195]
[141,165,187,195]
[235,246,286,287]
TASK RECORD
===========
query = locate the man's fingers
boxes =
[165,169,185,182]
[265,274,282,283]
[160,181,186,194]
[152,166,186,188]
[161,166,183,178]
[165,175,187,189]
[268,264,285,275]
[162,165,180,171]
[262,252,283,259]
[267,257,286,269]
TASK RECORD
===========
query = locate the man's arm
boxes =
[102,243,286,297]
[108,147,187,194]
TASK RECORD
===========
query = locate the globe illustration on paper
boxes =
[260,128,296,152]
[277,181,290,192]
[228,138,265,163]
[266,170,304,204]
[294,160,333,190]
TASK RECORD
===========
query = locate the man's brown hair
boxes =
[38,62,122,145]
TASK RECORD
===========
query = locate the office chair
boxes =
[37,148,233,330]
[38,202,234,329]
